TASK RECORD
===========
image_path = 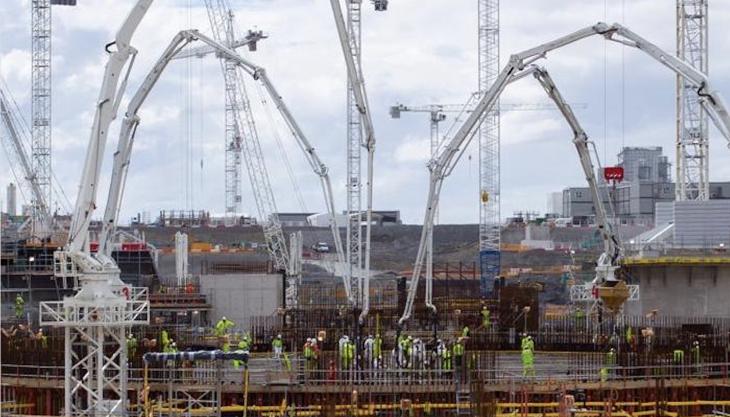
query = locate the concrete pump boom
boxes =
[329,0,377,321]
[62,0,152,274]
[97,30,346,286]
[399,21,730,327]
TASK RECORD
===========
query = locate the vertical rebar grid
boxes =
[31,0,52,225]
[676,0,709,201]
[346,0,363,308]
[478,0,500,296]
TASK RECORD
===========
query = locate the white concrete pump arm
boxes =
[98,30,347,285]
[329,0,378,319]
[65,0,152,266]
[398,21,730,327]
[530,67,621,284]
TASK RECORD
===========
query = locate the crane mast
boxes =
[676,0,709,201]
[346,0,364,309]
[478,0,501,297]
[31,0,52,236]
[204,0,289,273]
[330,0,381,321]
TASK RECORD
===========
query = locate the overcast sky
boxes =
[2,0,730,225]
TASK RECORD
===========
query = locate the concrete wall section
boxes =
[200,273,283,329]
[631,265,730,317]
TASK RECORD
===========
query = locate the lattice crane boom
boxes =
[204,0,289,272]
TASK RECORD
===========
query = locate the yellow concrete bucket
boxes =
[597,281,630,313]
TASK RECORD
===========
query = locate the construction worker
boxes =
[239,332,252,351]
[232,338,248,370]
[435,339,446,371]
[14,294,24,320]
[127,333,138,361]
[341,337,354,374]
[521,345,535,377]
[442,342,452,373]
[339,335,349,369]
[461,325,470,338]
[373,334,382,371]
[37,328,47,349]
[673,348,685,364]
[599,366,609,382]
[605,348,616,367]
[691,340,701,374]
[363,335,374,370]
[521,335,535,354]
[625,326,635,349]
[405,336,414,368]
[481,306,491,329]
[303,339,314,372]
[397,335,407,368]
[272,334,284,360]
[453,338,465,373]
[215,316,235,337]
[605,348,616,379]
[160,329,170,353]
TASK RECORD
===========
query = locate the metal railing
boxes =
[3,356,729,388]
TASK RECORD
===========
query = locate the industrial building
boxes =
[559,146,730,225]
[4,1,730,416]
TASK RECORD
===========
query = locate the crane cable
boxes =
[253,78,308,213]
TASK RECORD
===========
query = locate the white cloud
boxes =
[394,135,430,164]
[2,0,730,225]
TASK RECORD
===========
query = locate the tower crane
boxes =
[330,0,381,323]
[389,98,589,162]
[39,2,153,416]
[478,0,501,298]
[30,0,77,238]
[398,21,730,327]
[202,0,290,276]
[676,0,709,201]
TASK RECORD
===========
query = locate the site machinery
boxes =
[399,21,730,326]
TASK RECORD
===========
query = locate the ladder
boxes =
[455,378,471,416]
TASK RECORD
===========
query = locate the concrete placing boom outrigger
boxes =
[399,21,730,327]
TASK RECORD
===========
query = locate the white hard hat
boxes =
[222,316,227,320]
[277,334,282,338]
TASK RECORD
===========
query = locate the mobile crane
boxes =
[399,22,730,327]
